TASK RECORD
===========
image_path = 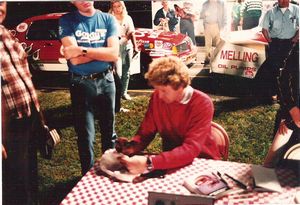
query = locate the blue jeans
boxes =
[70,70,116,175]
[120,44,132,96]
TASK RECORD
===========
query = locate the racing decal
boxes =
[136,39,144,47]
[32,49,40,61]
[150,49,173,57]
[18,41,41,61]
[9,29,17,37]
[163,42,173,50]
[220,50,258,62]
[211,42,266,79]
[144,43,150,49]
[150,51,166,57]
[154,40,163,49]
[20,42,28,50]
[16,22,28,33]
[144,42,154,49]
[24,43,33,53]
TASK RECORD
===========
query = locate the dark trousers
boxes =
[114,70,122,113]
[180,19,196,45]
[256,39,293,97]
[2,114,38,205]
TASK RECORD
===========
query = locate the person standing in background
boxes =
[239,0,262,30]
[259,0,298,103]
[109,0,139,101]
[200,0,227,64]
[231,0,243,31]
[175,2,196,45]
[153,0,178,32]
[59,1,119,175]
[1,1,40,204]
[263,43,299,168]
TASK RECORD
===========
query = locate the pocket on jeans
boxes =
[105,72,114,83]
[70,77,81,88]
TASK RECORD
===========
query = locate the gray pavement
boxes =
[188,47,210,77]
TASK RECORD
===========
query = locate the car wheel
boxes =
[27,56,48,88]
[28,62,41,83]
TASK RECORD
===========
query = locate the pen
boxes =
[216,171,229,187]
[224,173,247,190]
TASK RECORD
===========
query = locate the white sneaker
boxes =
[122,93,132,100]
[120,107,130,112]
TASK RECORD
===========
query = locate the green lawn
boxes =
[37,89,278,204]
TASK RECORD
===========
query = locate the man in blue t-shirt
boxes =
[59,1,119,175]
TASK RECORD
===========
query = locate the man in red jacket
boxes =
[118,56,221,175]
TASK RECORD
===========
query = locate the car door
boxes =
[26,19,65,71]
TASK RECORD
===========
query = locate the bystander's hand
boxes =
[278,121,289,135]
[63,45,82,59]
[115,137,140,156]
[119,155,147,175]
[289,106,300,128]
[291,35,299,44]
[2,144,7,160]
[239,19,243,27]
[262,28,272,43]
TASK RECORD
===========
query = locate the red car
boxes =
[12,13,197,77]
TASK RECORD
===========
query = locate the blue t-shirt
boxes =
[59,10,118,75]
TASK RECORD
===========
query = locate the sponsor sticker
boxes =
[163,42,172,50]
[154,40,163,49]
[16,22,28,33]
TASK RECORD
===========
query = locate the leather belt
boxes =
[71,67,111,80]
[271,38,291,42]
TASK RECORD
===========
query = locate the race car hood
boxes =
[135,28,188,46]
[222,27,268,45]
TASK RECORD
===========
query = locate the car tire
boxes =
[28,60,42,85]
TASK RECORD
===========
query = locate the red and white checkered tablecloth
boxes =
[60,158,299,205]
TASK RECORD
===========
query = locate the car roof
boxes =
[24,12,66,22]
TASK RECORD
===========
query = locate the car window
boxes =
[26,19,58,40]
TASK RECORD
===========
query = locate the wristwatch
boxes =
[146,156,153,171]
[82,47,88,56]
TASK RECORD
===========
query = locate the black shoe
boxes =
[202,60,210,65]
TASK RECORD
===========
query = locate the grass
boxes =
[36,89,278,204]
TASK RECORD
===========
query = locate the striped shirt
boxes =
[1,25,40,119]
[240,0,263,18]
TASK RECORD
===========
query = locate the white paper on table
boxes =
[252,165,283,193]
